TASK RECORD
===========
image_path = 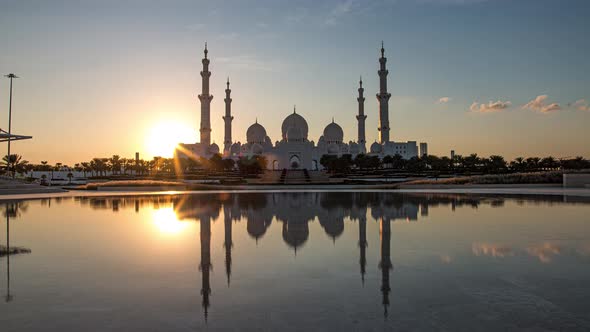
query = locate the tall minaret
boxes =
[198,43,213,147]
[223,77,233,154]
[376,42,391,144]
[356,76,367,153]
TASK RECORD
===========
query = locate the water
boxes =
[1,192,590,331]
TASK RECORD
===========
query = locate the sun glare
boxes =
[152,207,190,235]
[145,121,195,158]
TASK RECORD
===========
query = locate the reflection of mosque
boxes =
[170,192,422,318]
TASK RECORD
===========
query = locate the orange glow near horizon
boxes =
[144,121,195,158]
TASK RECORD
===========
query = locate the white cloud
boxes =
[438,97,451,104]
[522,95,561,113]
[470,100,511,113]
[571,99,590,112]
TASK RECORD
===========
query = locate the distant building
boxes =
[177,43,428,170]
[420,143,428,157]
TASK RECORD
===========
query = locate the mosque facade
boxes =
[176,43,428,170]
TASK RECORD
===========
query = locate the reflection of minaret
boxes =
[198,43,213,147]
[223,206,233,287]
[199,217,212,321]
[378,217,392,318]
[358,216,367,285]
[376,42,391,144]
[223,78,233,154]
[356,77,367,153]
[5,205,12,302]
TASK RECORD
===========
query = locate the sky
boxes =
[0,0,589,164]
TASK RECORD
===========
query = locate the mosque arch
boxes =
[289,155,301,169]
[272,160,279,170]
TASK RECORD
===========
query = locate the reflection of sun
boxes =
[145,121,195,158]
[152,207,189,235]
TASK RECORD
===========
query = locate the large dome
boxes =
[323,121,343,143]
[286,126,303,142]
[281,111,308,141]
[246,122,267,144]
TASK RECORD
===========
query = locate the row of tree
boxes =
[2,153,588,178]
[320,154,590,174]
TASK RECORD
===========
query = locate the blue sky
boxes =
[0,0,589,163]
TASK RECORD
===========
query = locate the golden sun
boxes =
[145,121,195,158]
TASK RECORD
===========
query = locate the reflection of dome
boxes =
[327,143,339,154]
[251,143,263,155]
[319,216,344,241]
[247,122,267,144]
[282,222,309,250]
[281,112,308,141]
[247,218,271,241]
[370,142,383,154]
[209,143,220,154]
[286,126,303,142]
[323,121,343,143]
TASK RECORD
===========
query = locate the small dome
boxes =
[323,121,344,143]
[286,126,303,142]
[230,142,241,154]
[209,143,220,154]
[349,142,359,154]
[247,122,267,144]
[281,112,308,141]
[370,142,383,154]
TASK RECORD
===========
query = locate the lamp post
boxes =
[4,73,19,176]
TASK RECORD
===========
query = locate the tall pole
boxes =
[4,74,19,177]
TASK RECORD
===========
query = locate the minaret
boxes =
[198,43,213,147]
[356,76,367,153]
[223,77,233,154]
[199,217,212,321]
[379,217,392,318]
[376,42,391,144]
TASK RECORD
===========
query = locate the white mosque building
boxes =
[176,43,427,170]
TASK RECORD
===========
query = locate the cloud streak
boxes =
[325,0,355,25]
[571,99,590,112]
[438,97,451,104]
[470,100,511,113]
[522,95,561,113]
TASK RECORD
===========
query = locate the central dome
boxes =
[247,122,267,144]
[281,111,308,141]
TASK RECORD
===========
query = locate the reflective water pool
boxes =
[1,192,590,331]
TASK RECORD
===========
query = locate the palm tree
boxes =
[109,155,122,175]
[81,162,91,177]
[2,154,29,178]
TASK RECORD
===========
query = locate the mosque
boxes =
[176,43,428,170]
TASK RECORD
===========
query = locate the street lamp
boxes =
[4,73,19,176]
